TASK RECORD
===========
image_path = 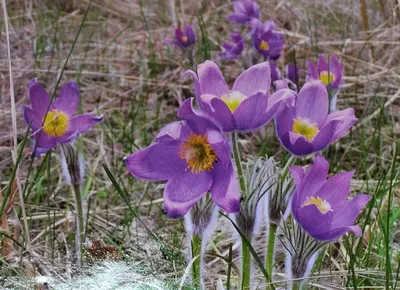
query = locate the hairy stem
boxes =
[266,223,278,285]
[191,234,202,289]
[231,132,246,193]
[241,237,251,290]
[73,183,84,266]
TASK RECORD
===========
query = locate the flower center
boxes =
[221,91,247,112]
[292,117,319,141]
[179,134,218,174]
[259,40,269,51]
[181,36,188,43]
[319,71,335,86]
[301,196,332,214]
[43,109,69,137]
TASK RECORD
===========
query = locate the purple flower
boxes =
[307,55,343,91]
[269,61,281,82]
[228,0,260,24]
[275,80,357,156]
[290,155,370,241]
[22,80,103,157]
[164,25,196,48]
[125,100,240,218]
[217,32,244,60]
[251,22,285,60]
[185,60,294,132]
[285,64,300,84]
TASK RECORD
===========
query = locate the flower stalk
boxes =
[191,234,202,289]
[241,238,251,290]
[265,222,277,283]
[231,132,246,193]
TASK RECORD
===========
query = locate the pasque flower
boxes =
[125,99,240,218]
[289,155,370,241]
[251,21,285,60]
[269,61,281,82]
[285,64,300,85]
[275,80,357,156]
[164,25,196,48]
[186,60,293,132]
[228,0,260,24]
[217,32,244,60]
[22,80,103,157]
[307,54,343,91]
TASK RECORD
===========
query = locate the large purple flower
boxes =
[228,0,260,24]
[125,100,240,218]
[217,32,244,60]
[164,25,196,49]
[275,80,357,156]
[307,55,343,92]
[186,60,293,132]
[290,155,370,241]
[251,22,285,60]
[22,80,103,157]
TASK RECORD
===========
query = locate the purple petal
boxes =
[232,62,271,96]
[274,80,289,90]
[197,61,230,97]
[329,55,344,89]
[294,205,334,238]
[199,95,236,132]
[33,131,57,154]
[65,114,103,136]
[22,106,42,130]
[295,80,328,125]
[319,170,354,208]
[125,141,187,181]
[332,194,370,228]
[286,132,314,156]
[163,171,212,218]
[156,121,187,142]
[317,55,329,71]
[29,79,54,117]
[306,60,319,81]
[209,142,240,213]
[311,119,340,151]
[323,108,357,142]
[289,165,305,188]
[54,82,80,116]
[312,225,361,241]
[185,25,196,44]
[228,13,251,24]
[233,92,273,131]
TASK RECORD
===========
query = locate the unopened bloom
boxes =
[285,64,300,84]
[164,25,196,48]
[251,21,285,60]
[275,80,357,156]
[186,61,293,132]
[228,0,260,24]
[307,55,343,92]
[290,155,370,241]
[125,100,240,218]
[217,32,244,60]
[22,80,103,157]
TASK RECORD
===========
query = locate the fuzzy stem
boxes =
[231,132,246,193]
[292,282,301,290]
[191,234,202,289]
[73,183,84,266]
[281,155,296,181]
[241,238,251,290]
[266,223,277,285]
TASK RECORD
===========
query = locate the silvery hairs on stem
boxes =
[60,143,84,187]
[234,156,281,239]
[281,219,327,287]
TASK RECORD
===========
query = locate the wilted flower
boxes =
[125,100,240,218]
[285,64,300,85]
[251,22,285,60]
[307,55,343,92]
[164,25,196,48]
[228,0,260,24]
[275,80,357,156]
[186,60,293,132]
[22,80,103,157]
[217,32,244,60]
[290,154,371,241]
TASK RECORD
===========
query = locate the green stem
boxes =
[281,155,297,181]
[73,183,84,267]
[191,234,202,289]
[266,223,278,285]
[292,282,301,290]
[241,237,251,290]
[231,132,246,193]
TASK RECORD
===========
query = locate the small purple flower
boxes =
[228,0,260,24]
[22,80,103,157]
[251,22,285,60]
[125,100,240,218]
[269,61,281,82]
[217,32,244,60]
[275,80,357,156]
[164,25,196,48]
[286,64,300,84]
[290,155,370,241]
[185,60,294,132]
[307,55,343,91]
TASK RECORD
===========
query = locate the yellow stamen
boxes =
[319,71,335,86]
[301,196,332,214]
[181,36,188,43]
[43,109,69,137]
[179,134,218,174]
[259,40,269,51]
[221,91,247,112]
[292,117,319,141]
